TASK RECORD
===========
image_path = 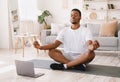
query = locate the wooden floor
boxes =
[0,47,120,82]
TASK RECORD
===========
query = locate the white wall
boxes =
[37,0,83,24]
[0,0,9,49]
[9,0,18,10]
[0,0,83,49]
[18,0,39,21]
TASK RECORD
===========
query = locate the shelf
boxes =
[108,9,120,11]
[84,9,107,12]
[108,19,120,20]
[83,19,120,23]
[84,0,119,2]
[84,0,107,3]
[84,9,120,12]
[84,19,105,21]
[108,0,120,2]
[83,0,120,23]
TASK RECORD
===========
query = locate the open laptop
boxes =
[15,60,44,78]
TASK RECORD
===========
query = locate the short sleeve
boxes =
[85,28,93,41]
[56,29,65,43]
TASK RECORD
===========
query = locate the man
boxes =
[33,8,99,71]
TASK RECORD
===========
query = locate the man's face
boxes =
[70,11,81,24]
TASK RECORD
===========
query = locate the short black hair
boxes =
[71,8,81,16]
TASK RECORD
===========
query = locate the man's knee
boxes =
[84,51,95,60]
[48,49,56,58]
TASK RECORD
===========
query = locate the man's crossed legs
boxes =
[48,49,95,71]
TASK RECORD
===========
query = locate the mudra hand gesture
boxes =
[88,40,100,51]
[33,41,41,49]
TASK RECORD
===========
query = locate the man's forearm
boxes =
[40,40,62,50]
[39,43,58,50]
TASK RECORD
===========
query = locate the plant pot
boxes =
[44,24,48,29]
[44,24,51,29]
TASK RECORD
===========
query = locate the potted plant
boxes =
[38,10,52,29]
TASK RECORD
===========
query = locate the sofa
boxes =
[41,21,120,51]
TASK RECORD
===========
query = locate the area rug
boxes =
[30,59,120,78]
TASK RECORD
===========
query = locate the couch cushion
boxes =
[46,36,56,44]
[94,37,118,47]
[87,23,101,37]
[99,20,118,37]
[51,23,65,36]
[51,23,87,36]
[46,36,63,48]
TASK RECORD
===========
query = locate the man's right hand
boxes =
[33,41,40,49]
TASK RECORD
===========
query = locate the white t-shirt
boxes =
[56,26,93,54]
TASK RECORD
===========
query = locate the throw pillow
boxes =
[99,20,118,37]
[51,23,65,35]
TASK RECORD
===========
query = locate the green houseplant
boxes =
[38,10,52,29]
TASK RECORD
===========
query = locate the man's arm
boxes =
[33,40,62,50]
[86,40,100,51]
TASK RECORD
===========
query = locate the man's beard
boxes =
[71,21,77,24]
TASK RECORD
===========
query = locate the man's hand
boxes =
[33,41,41,49]
[88,40,100,51]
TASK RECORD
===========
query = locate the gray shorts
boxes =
[61,50,81,61]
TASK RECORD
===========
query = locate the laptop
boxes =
[15,60,44,78]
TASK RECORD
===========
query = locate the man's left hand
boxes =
[88,40,100,51]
